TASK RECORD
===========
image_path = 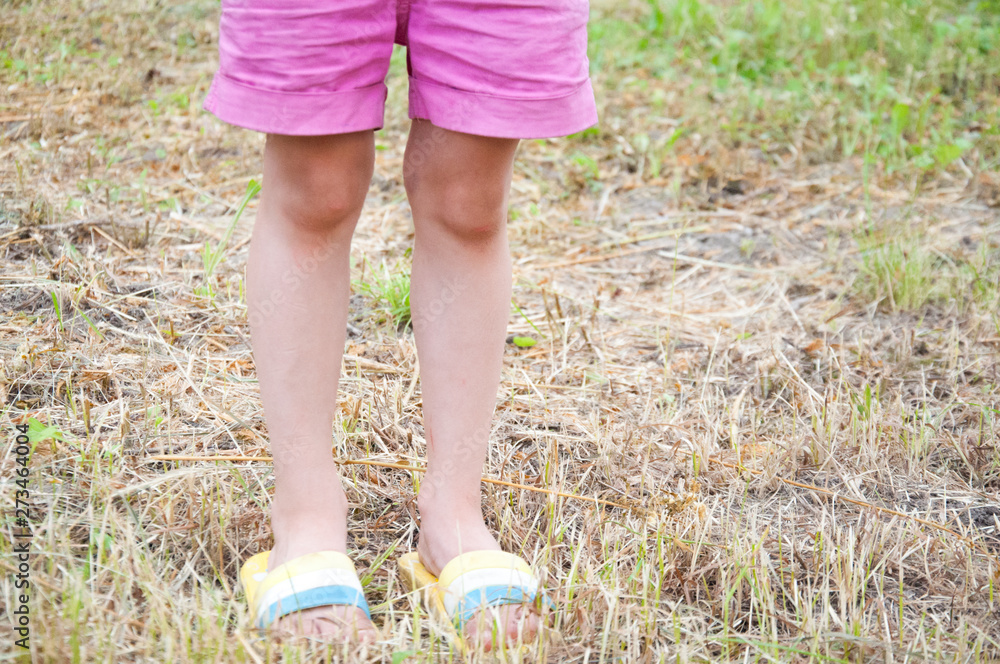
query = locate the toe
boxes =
[272,605,376,643]
[506,605,540,642]
[507,606,532,641]
[463,604,541,650]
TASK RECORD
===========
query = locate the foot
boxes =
[416,496,542,650]
[264,494,378,643]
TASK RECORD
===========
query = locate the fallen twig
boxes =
[0,217,113,245]
[146,454,642,513]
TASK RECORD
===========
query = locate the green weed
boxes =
[854,222,1000,313]
[197,179,261,300]
[853,228,944,311]
[26,416,68,449]
[353,261,412,330]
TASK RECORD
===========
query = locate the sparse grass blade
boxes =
[2,0,999,660]
[198,178,261,298]
[353,260,412,330]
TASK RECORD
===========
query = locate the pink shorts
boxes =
[203,0,598,139]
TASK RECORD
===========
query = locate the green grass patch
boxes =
[589,0,1000,176]
[853,224,1000,313]
[353,261,412,330]
[853,228,943,311]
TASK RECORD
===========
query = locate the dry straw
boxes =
[4,0,999,657]
[149,450,999,567]
[148,454,642,512]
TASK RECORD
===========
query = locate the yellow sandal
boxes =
[240,550,371,630]
[398,550,554,646]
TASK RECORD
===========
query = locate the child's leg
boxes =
[246,131,376,639]
[403,119,539,646]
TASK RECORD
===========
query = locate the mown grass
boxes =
[1,0,999,662]
[589,0,1000,178]
[853,232,1000,314]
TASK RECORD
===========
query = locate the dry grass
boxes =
[2,0,999,662]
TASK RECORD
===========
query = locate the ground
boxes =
[1,0,999,661]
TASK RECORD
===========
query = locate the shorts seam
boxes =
[213,71,386,98]
[409,74,594,103]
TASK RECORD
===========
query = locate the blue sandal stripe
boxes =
[257,586,371,628]
[452,585,556,627]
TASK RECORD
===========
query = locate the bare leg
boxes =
[403,119,540,648]
[246,132,376,641]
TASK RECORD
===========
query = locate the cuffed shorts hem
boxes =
[408,76,598,140]
[203,73,388,136]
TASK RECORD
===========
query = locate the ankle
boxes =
[269,491,350,563]
[417,488,483,527]
[272,484,347,528]
[415,494,499,575]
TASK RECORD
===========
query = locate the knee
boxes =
[264,136,373,236]
[407,177,508,245]
[275,171,368,236]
